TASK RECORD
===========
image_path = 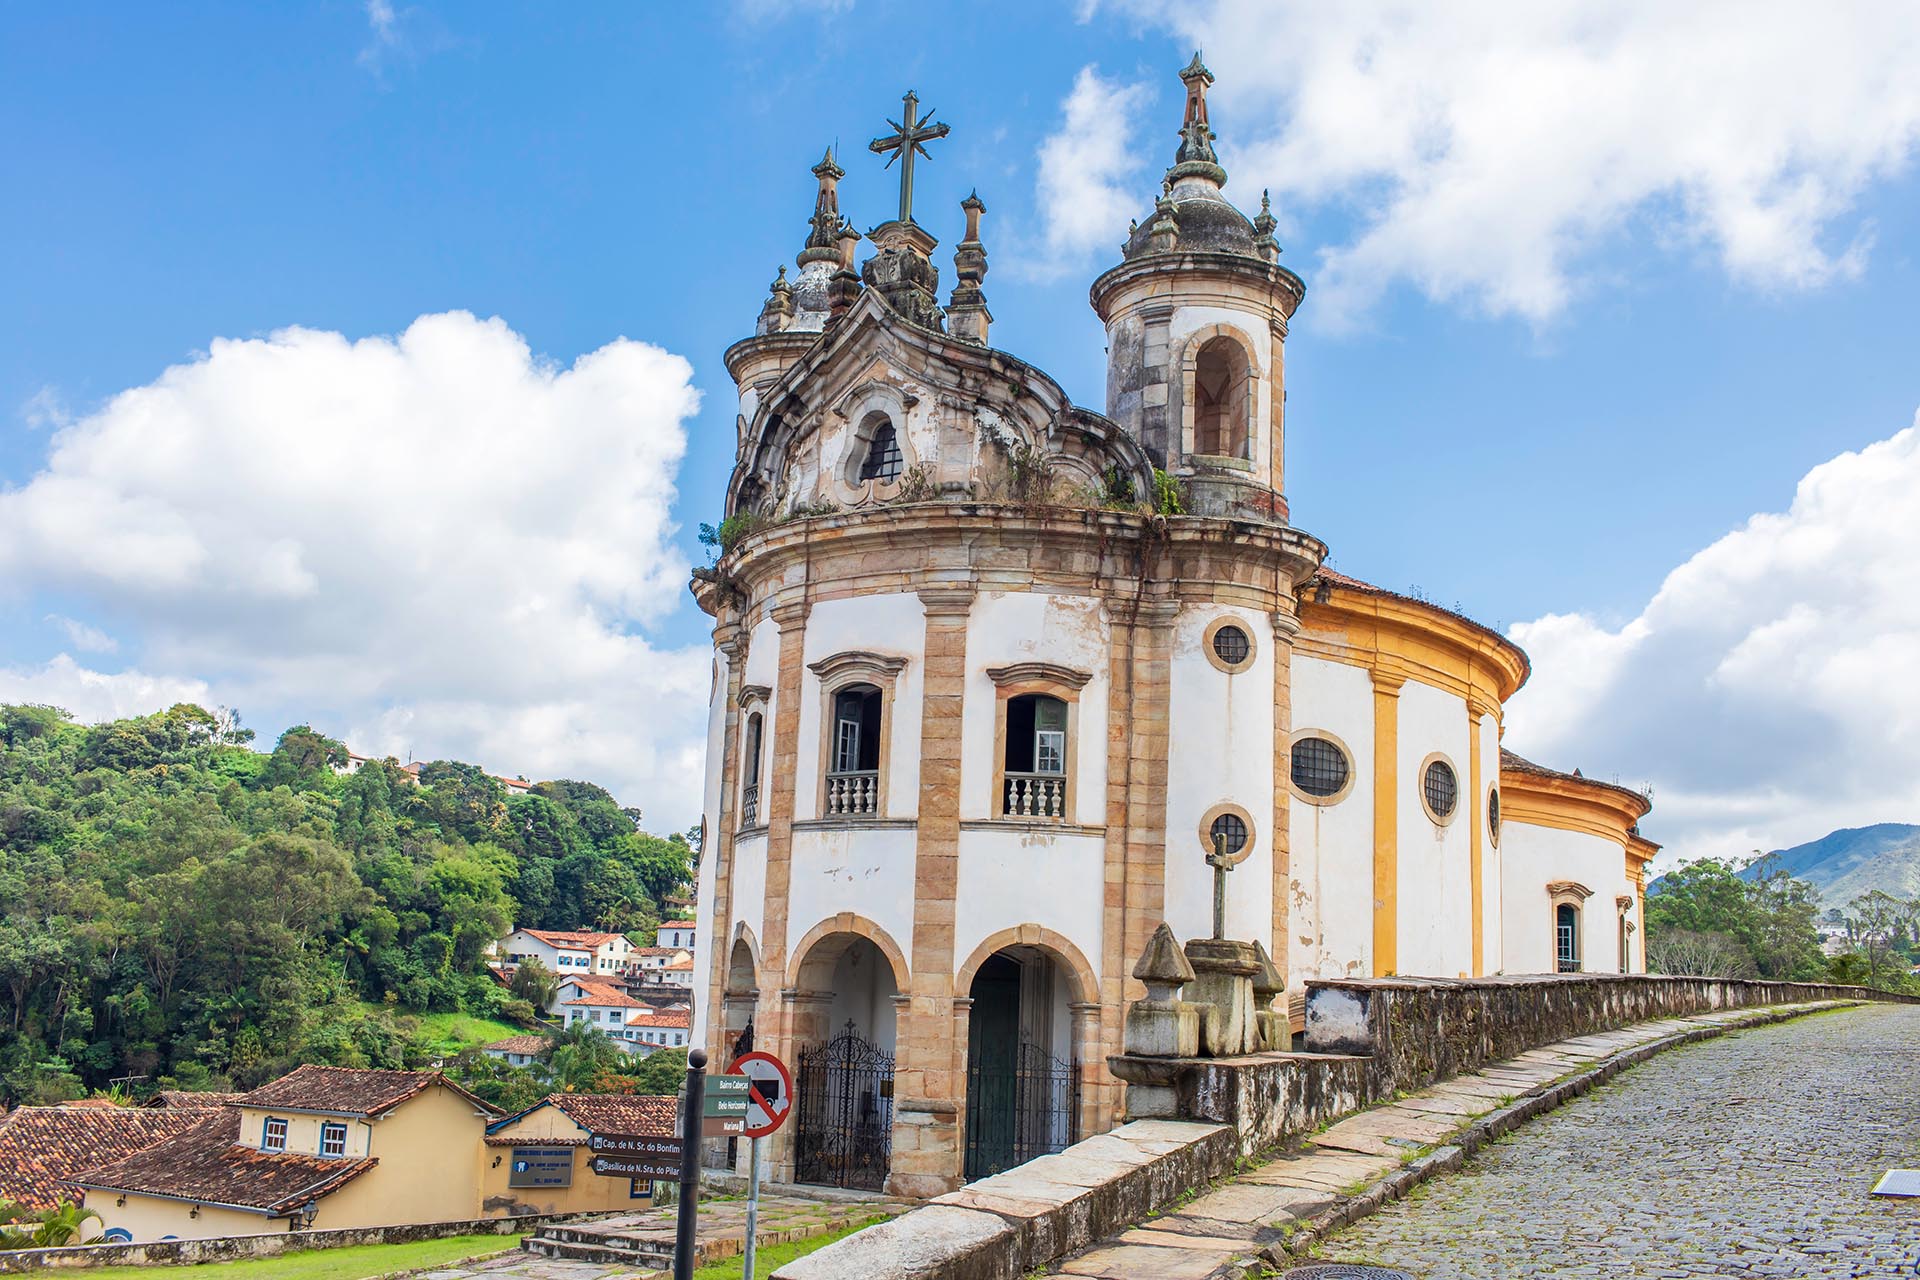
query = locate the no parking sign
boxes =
[729,1051,793,1139]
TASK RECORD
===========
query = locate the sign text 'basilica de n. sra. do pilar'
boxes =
[688,56,1659,1197]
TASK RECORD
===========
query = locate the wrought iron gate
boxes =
[794,1023,895,1191]
[963,1041,1080,1181]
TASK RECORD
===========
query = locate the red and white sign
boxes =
[729,1051,792,1140]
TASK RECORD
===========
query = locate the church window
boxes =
[1192,336,1252,459]
[859,421,903,482]
[1556,903,1581,972]
[1209,812,1248,857]
[741,710,764,828]
[1487,787,1501,846]
[827,683,883,816]
[1420,756,1459,823]
[1290,735,1350,800]
[1202,615,1258,674]
[1002,694,1069,819]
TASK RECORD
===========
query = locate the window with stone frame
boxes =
[827,683,883,816]
[859,420,903,482]
[1002,693,1069,819]
[741,709,765,827]
[1556,903,1581,973]
[1192,336,1252,459]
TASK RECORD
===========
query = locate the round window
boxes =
[1290,736,1350,799]
[1211,624,1250,666]
[1208,812,1248,857]
[1488,788,1501,844]
[1422,758,1459,821]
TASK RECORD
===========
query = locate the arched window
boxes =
[1556,903,1581,973]
[1003,694,1068,818]
[1192,337,1251,459]
[859,421,903,482]
[828,683,883,815]
[741,710,764,827]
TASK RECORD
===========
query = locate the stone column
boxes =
[1270,609,1300,985]
[1370,667,1406,976]
[1123,600,1178,987]
[757,599,810,1148]
[1467,694,1495,977]
[765,990,831,1184]
[1067,1000,1103,1143]
[702,618,747,1068]
[888,586,973,1197]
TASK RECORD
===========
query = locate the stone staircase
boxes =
[519,1191,909,1275]
[524,1221,675,1268]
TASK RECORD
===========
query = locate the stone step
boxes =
[523,1235,674,1265]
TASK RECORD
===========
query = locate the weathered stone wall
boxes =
[0,1213,584,1273]
[1304,973,1918,1098]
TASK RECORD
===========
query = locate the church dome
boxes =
[1122,179,1260,261]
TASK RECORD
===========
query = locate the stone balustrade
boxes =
[822,770,878,816]
[1000,772,1067,819]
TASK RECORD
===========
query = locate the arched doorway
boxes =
[962,945,1080,1180]
[789,932,899,1191]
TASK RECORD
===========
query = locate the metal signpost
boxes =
[729,1051,794,1280]
[588,1132,683,1183]
[672,1049,707,1280]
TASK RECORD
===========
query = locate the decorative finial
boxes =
[1133,922,1197,990]
[1252,188,1280,262]
[799,148,848,268]
[868,90,951,226]
[949,191,991,345]
[756,264,795,334]
[1169,51,1227,187]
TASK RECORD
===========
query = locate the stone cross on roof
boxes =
[869,90,951,226]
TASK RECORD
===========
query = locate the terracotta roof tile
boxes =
[519,928,621,949]
[0,1107,203,1212]
[564,991,650,1009]
[69,1111,376,1213]
[658,921,698,930]
[482,1036,550,1056]
[147,1091,246,1109]
[549,1094,677,1136]
[239,1065,497,1118]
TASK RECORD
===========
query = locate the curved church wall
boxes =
[953,828,1106,986]
[1394,678,1475,977]
[1500,821,1640,975]
[795,593,925,822]
[1286,654,1376,984]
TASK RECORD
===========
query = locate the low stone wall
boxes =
[773,975,1911,1279]
[0,1213,589,1272]
[1303,974,1914,1097]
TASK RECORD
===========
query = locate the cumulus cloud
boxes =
[1504,413,1920,865]
[0,655,209,724]
[1060,2,1920,322]
[45,615,117,654]
[0,312,710,821]
[1027,67,1155,275]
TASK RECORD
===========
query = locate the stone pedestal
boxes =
[1184,938,1261,1057]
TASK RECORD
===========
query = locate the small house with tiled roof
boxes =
[0,1106,204,1227]
[480,1035,550,1069]
[73,1066,500,1243]
[655,920,697,951]
[498,927,635,980]
[482,1092,676,1214]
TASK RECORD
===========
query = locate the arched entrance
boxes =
[961,944,1081,1180]
[788,930,900,1192]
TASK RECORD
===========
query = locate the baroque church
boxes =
[689,58,1658,1198]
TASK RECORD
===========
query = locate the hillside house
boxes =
[0,1106,205,1236]
[483,1093,676,1213]
[656,920,697,950]
[481,1035,550,1069]
[72,1066,500,1242]
[629,944,693,977]
[499,928,635,978]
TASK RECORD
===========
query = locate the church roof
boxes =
[1499,749,1653,816]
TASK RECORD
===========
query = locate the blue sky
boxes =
[3,2,1918,859]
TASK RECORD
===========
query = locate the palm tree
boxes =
[0,1201,104,1248]
[541,1022,622,1092]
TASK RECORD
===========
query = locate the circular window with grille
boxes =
[1488,786,1501,846]
[1420,755,1459,824]
[1288,731,1354,805]
[1197,802,1256,864]
[1202,616,1257,673]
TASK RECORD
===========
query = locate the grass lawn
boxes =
[79,1234,522,1280]
[395,1010,528,1056]
[690,1218,888,1280]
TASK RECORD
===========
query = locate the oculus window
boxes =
[1290,736,1350,799]
[1421,757,1459,822]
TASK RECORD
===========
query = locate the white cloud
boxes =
[1026,66,1155,275]
[1063,2,1920,322]
[0,655,209,723]
[0,312,710,821]
[358,0,405,72]
[45,615,117,654]
[1505,413,1920,865]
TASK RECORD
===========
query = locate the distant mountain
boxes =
[1738,823,1920,908]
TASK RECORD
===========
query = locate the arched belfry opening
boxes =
[1193,336,1252,459]
[962,946,1080,1181]
[789,931,899,1192]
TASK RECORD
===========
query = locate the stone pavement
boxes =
[1318,1001,1920,1279]
[1043,1001,1881,1279]
[400,1190,905,1280]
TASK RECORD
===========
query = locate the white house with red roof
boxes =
[499,927,634,977]
[656,919,697,950]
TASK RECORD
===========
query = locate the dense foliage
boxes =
[0,703,693,1105]
[1646,856,1920,993]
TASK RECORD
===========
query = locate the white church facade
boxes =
[690,59,1655,1197]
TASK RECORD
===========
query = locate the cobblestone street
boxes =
[1319,1003,1920,1279]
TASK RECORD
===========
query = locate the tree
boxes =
[0,1200,103,1248]
[629,1047,689,1096]
[1646,929,1752,979]
[509,958,560,1012]
[1845,890,1911,984]
[542,1023,623,1092]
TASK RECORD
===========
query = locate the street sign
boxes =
[590,1132,682,1159]
[703,1074,751,1117]
[702,1114,746,1138]
[593,1150,681,1181]
[729,1052,794,1140]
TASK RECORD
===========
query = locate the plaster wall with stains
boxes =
[1500,821,1640,975]
[1287,653,1376,985]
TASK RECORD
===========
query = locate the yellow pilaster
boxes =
[1370,668,1405,976]
[1467,696,1494,977]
